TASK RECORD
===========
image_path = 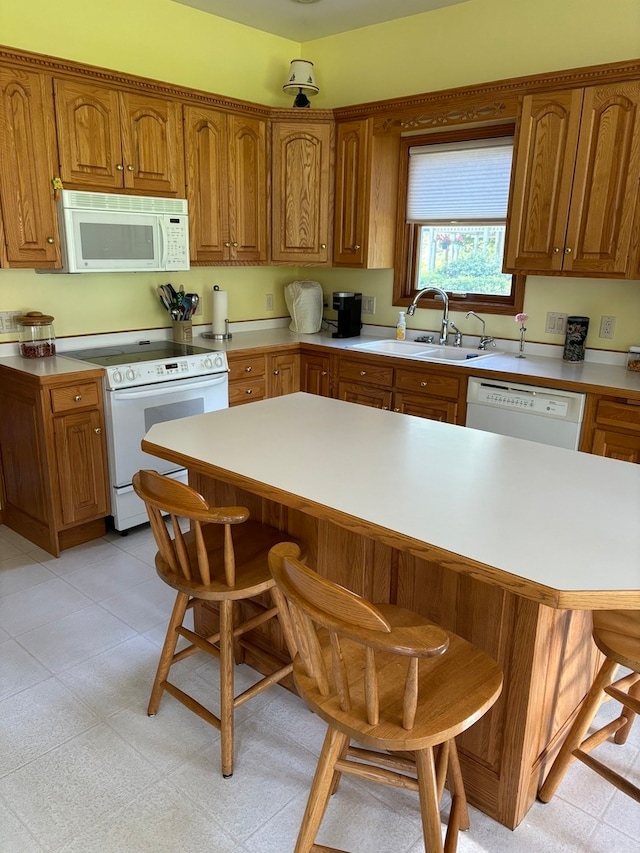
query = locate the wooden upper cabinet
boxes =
[271,120,333,264]
[504,81,640,277]
[185,105,267,263]
[53,78,185,195]
[0,66,60,268]
[333,118,399,268]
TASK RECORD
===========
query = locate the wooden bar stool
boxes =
[268,544,503,853]
[539,610,640,805]
[133,470,299,778]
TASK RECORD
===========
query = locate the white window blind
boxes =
[407,137,514,221]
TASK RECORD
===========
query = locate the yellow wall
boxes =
[1,0,639,350]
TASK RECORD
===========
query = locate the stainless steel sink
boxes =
[348,339,498,364]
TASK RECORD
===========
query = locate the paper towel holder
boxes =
[202,319,232,341]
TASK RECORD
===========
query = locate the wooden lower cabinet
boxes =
[227,352,267,406]
[584,394,640,463]
[190,472,602,830]
[300,350,332,397]
[337,355,464,423]
[0,366,109,556]
[267,350,299,397]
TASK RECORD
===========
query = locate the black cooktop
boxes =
[64,340,214,367]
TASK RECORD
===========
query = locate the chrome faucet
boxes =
[449,322,463,347]
[466,311,495,350]
[407,287,449,345]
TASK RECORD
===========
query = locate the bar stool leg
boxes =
[219,598,235,778]
[615,675,640,744]
[415,746,445,853]
[539,657,619,802]
[148,591,189,716]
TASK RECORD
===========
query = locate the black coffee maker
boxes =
[332,292,362,338]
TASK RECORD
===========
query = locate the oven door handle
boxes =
[110,374,228,400]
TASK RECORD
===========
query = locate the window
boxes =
[394,126,524,315]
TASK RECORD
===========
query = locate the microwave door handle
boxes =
[158,217,168,268]
[111,375,228,400]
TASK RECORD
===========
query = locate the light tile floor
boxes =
[0,523,638,852]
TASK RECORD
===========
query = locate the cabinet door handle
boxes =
[353,244,361,250]
[246,388,253,395]
[359,370,367,376]
[553,247,560,254]
[564,247,572,254]
[273,370,279,375]
[46,237,55,244]
[116,164,124,171]
[74,394,82,401]
[245,366,252,372]
[320,243,326,249]
[126,164,134,171]
[224,241,231,247]
[420,381,428,387]
[94,428,102,435]
[232,241,238,248]
[321,371,328,376]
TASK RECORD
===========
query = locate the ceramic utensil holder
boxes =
[563,316,589,362]
[172,319,192,343]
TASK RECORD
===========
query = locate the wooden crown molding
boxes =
[1,44,639,132]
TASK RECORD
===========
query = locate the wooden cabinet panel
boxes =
[0,66,60,268]
[185,107,267,263]
[587,395,640,463]
[267,351,299,398]
[0,367,109,555]
[338,357,393,388]
[53,408,109,525]
[228,352,266,406]
[301,352,331,397]
[395,367,460,400]
[505,81,640,277]
[228,113,268,262]
[271,121,332,264]
[393,391,457,422]
[54,79,184,195]
[337,381,392,410]
[333,119,399,268]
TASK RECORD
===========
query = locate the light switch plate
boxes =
[545,312,567,335]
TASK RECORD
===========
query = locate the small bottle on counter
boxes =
[16,311,56,359]
[627,346,640,372]
[396,311,407,341]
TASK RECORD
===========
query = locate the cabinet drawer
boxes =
[228,354,266,382]
[229,377,266,406]
[595,399,640,433]
[395,368,460,400]
[338,359,393,387]
[50,383,100,413]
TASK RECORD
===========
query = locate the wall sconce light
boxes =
[283,59,319,108]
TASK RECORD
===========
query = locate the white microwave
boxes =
[53,190,190,273]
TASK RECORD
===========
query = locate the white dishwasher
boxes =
[465,377,586,450]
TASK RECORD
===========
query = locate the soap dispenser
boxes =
[396,311,406,341]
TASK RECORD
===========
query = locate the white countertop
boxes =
[143,392,640,607]
[2,324,640,397]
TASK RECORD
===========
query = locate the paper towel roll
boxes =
[212,288,228,336]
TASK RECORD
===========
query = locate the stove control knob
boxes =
[125,368,136,382]
[214,355,224,368]
[202,356,213,369]
[112,369,123,384]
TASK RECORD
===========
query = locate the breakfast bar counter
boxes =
[142,393,640,828]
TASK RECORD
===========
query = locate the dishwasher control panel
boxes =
[476,385,569,416]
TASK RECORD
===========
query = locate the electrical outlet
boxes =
[545,312,567,335]
[361,296,376,315]
[599,315,616,339]
[0,311,21,333]
[265,293,273,311]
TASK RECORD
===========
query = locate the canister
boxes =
[15,311,56,358]
[562,316,589,363]
[627,346,640,372]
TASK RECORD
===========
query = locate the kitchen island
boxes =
[142,392,640,829]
